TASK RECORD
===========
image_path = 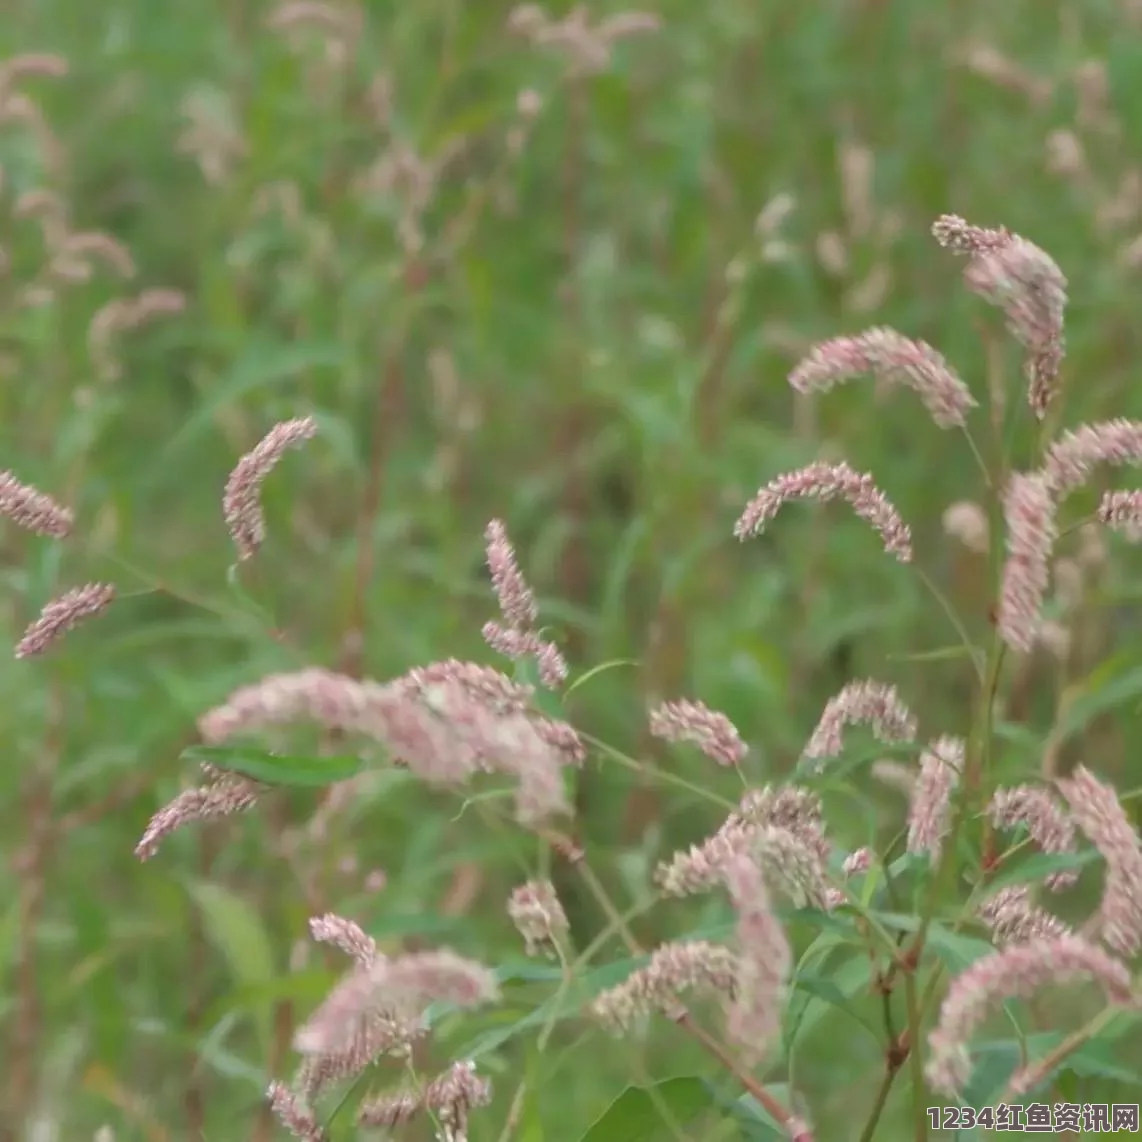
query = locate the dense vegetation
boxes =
[4,2,1142,1139]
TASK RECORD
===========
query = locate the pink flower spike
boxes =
[932,214,1067,419]
[789,327,976,428]
[997,472,1057,654]
[734,461,912,563]
[1098,489,1142,541]
[649,698,747,766]
[906,736,964,863]
[801,679,917,769]
[1043,419,1142,499]
[15,582,115,658]
[925,935,1132,1097]
[223,415,317,560]
[484,518,538,629]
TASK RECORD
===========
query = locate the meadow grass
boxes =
[3,1,1142,1139]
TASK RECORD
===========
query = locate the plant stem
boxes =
[903,971,927,1141]
[570,853,803,1134]
[997,1005,1119,1103]
[857,1063,900,1142]
[581,732,737,809]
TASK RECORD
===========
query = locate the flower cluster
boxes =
[87,206,1142,1142]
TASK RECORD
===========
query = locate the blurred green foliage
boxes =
[3,0,1142,1139]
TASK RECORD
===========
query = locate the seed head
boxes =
[906,736,964,863]
[357,1089,419,1129]
[734,461,912,562]
[484,518,537,628]
[358,1061,491,1141]
[197,667,376,743]
[962,238,1066,419]
[266,1081,325,1142]
[1097,488,1142,541]
[754,823,837,910]
[942,500,989,554]
[925,935,1133,1096]
[423,1060,492,1142]
[294,921,426,1100]
[655,785,830,900]
[223,415,317,560]
[977,886,1071,946]
[932,214,1012,256]
[648,697,747,766]
[1056,765,1142,956]
[988,784,1078,891]
[481,519,568,688]
[998,472,1057,653]
[0,470,73,538]
[135,772,261,860]
[295,949,498,1057]
[933,214,1067,419]
[871,759,916,795]
[15,582,115,658]
[801,679,917,769]
[508,879,568,956]
[482,621,568,688]
[308,913,377,968]
[1043,418,1142,499]
[724,854,791,1063]
[789,327,976,428]
[266,0,362,40]
[200,660,583,826]
[591,940,739,1031]
[843,848,873,877]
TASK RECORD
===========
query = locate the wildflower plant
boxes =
[7,9,1142,1142]
[119,208,1142,1142]
[96,205,1142,1139]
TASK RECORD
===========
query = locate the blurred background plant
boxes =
[4,0,1142,1139]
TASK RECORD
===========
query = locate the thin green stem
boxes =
[997,1006,1119,1103]
[581,732,737,809]
[903,971,927,1142]
[1055,512,1097,544]
[960,425,993,490]
[854,942,909,1142]
[857,1066,899,1142]
[845,893,912,961]
[914,567,985,685]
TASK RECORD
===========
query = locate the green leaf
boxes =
[186,880,276,1052]
[983,848,1101,892]
[494,960,566,984]
[718,1085,794,1140]
[887,644,981,664]
[457,955,647,1058]
[1048,1037,1142,1087]
[151,339,347,475]
[511,655,565,720]
[794,973,880,1038]
[803,738,921,785]
[187,881,275,987]
[579,1077,714,1142]
[201,967,334,1028]
[925,922,996,970]
[1055,659,1142,743]
[0,899,20,975]
[992,720,1042,750]
[516,1049,547,1142]
[1100,1007,1142,1043]
[181,744,365,787]
[970,1029,1142,1101]
[787,948,878,1047]
[565,658,640,698]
